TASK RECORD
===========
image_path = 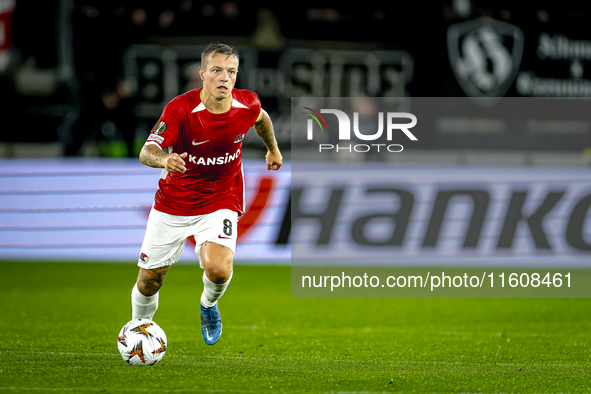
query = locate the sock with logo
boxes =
[200,270,233,308]
[131,282,159,320]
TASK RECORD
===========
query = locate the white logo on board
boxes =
[447,17,524,105]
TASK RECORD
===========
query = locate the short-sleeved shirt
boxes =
[144,87,262,217]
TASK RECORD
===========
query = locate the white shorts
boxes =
[137,208,238,270]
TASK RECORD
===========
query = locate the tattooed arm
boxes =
[139,144,188,174]
[254,110,283,171]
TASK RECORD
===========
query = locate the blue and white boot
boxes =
[200,303,222,345]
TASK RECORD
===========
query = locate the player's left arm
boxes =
[254,109,283,171]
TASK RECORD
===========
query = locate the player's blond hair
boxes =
[201,43,239,69]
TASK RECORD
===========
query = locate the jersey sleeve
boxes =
[253,94,262,126]
[244,90,262,126]
[145,98,184,150]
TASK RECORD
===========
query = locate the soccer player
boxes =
[130,43,283,345]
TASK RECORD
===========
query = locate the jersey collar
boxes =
[191,98,249,113]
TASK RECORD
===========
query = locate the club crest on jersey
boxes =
[234,134,245,143]
[151,121,167,135]
[139,253,149,263]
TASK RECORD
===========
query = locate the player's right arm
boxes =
[139,144,187,174]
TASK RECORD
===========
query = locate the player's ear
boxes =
[198,67,205,81]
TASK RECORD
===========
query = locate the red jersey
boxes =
[145,88,262,216]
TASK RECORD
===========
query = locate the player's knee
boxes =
[205,263,232,284]
[201,243,233,283]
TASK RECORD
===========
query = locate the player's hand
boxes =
[266,148,283,171]
[163,152,188,173]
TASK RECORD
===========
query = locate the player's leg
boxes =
[131,208,189,320]
[194,209,238,345]
[131,266,170,320]
[199,241,234,345]
[200,241,234,306]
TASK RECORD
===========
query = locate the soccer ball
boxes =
[117,318,167,366]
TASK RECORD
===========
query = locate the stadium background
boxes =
[1,1,591,393]
[1,0,590,264]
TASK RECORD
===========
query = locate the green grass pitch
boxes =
[1,261,590,393]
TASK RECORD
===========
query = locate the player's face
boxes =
[200,53,238,100]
